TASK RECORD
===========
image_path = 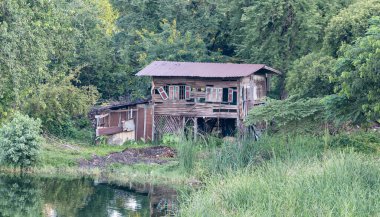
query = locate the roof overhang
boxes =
[136,61,282,78]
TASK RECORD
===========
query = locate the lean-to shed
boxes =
[90,98,153,145]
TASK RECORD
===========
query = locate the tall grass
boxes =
[179,152,380,217]
[205,134,324,175]
[176,136,197,173]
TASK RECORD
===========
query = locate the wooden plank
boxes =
[143,105,147,140]
[97,127,123,136]
[194,117,198,141]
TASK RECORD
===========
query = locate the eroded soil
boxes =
[79,146,176,168]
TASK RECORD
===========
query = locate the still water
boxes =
[0,175,177,217]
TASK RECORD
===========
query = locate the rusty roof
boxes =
[136,61,282,78]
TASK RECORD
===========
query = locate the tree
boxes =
[0,113,42,169]
[0,0,54,114]
[335,16,380,121]
[22,71,99,136]
[245,97,326,133]
[0,0,100,135]
[323,0,380,56]
[112,0,226,52]
[237,0,323,71]
[70,0,126,99]
[122,19,226,98]
[286,52,337,98]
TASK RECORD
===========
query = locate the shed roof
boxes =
[136,61,282,78]
[91,97,150,113]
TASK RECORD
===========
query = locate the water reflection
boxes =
[0,175,177,217]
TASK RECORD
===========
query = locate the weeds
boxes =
[180,152,380,217]
[177,136,197,174]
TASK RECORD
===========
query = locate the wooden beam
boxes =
[97,127,123,136]
[152,104,155,141]
[194,117,198,141]
[143,105,147,141]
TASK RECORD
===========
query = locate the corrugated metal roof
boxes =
[136,61,282,78]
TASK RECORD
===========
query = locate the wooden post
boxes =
[194,117,198,141]
[152,106,155,141]
[182,116,186,134]
[236,118,240,137]
[118,112,121,127]
[143,105,147,141]
[136,108,139,141]
[151,80,155,141]
[108,113,111,127]
[237,79,242,136]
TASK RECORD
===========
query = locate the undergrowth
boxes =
[179,152,380,217]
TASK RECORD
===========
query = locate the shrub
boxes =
[245,96,326,134]
[0,112,42,169]
[331,131,380,153]
[162,133,181,146]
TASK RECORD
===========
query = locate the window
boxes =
[228,88,233,102]
[207,87,227,102]
[222,88,234,103]
[157,86,168,100]
[165,85,191,100]
[206,87,213,102]
[185,86,191,99]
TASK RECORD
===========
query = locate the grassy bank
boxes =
[1,129,379,216]
[177,131,380,216]
[180,152,380,217]
[0,136,190,186]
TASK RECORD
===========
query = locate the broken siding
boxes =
[252,75,267,100]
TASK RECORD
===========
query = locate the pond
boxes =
[0,175,177,217]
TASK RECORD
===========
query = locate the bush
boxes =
[331,131,380,153]
[0,112,42,169]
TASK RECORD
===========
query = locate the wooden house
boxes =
[136,61,281,140]
[91,98,153,145]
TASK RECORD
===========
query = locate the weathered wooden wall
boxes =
[239,74,267,118]
[149,74,269,139]
[152,74,267,120]
[152,77,240,119]
[136,104,153,141]
[96,104,153,142]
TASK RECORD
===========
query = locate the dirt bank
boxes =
[79,146,176,168]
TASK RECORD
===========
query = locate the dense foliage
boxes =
[323,0,380,56]
[245,97,325,133]
[286,53,337,98]
[0,113,42,169]
[0,0,379,136]
[335,16,380,121]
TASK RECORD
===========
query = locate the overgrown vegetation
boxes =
[174,131,380,216]
[0,113,42,170]
[1,0,379,138]
[180,152,380,217]
[1,0,380,215]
